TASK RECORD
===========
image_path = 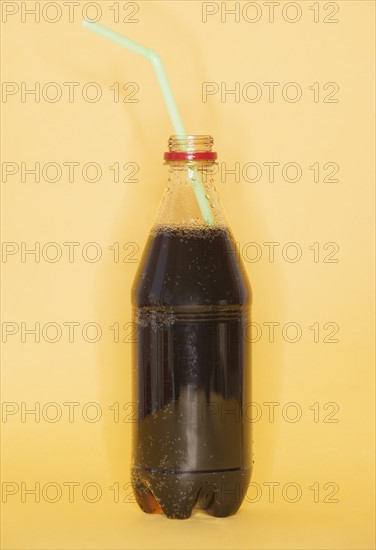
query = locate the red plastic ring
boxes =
[164,151,217,161]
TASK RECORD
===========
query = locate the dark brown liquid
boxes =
[131,226,252,518]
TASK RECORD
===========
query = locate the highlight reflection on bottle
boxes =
[131,136,252,519]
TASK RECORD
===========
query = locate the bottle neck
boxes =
[153,169,225,229]
[152,135,226,230]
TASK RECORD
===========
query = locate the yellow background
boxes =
[1,1,375,548]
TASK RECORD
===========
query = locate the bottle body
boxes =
[131,137,252,518]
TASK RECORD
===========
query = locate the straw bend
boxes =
[146,50,162,67]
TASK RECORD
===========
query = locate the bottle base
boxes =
[131,467,251,519]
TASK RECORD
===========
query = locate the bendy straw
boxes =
[82,20,214,226]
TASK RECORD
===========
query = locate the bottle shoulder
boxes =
[132,226,251,308]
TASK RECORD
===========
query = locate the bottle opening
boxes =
[164,135,217,162]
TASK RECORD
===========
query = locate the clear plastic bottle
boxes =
[131,135,252,519]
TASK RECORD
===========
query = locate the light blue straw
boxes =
[82,20,214,225]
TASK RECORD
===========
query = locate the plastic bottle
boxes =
[131,135,252,519]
